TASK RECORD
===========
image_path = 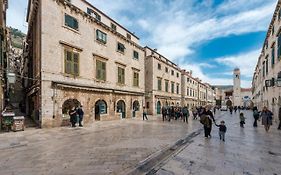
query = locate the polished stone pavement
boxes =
[0,115,204,175]
[156,111,281,175]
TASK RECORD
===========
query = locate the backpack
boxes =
[200,114,208,125]
[253,110,259,119]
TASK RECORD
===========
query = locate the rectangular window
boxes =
[187,78,189,82]
[272,25,275,35]
[265,58,268,75]
[65,14,78,30]
[127,33,131,40]
[133,51,139,60]
[165,67,168,73]
[171,70,174,76]
[87,7,93,15]
[176,84,179,94]
[157,78,162,91]
[96,60,106,81]
[158,63,161,70]
[146,102,149,108]
[64,49,79,76]
[278,34,281,60]
[133,72,139,87]
[187,88,189,96]
[96,29,107,44]
[272,46,275,67]
[262,61,265,77]
[118,67,125,84]
[171,82,175,93]
[111,23,117,31]
[165,80,169,92]
[117,42,125,53]
[176,72,179,78]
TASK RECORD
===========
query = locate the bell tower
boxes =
[233,68,241,106]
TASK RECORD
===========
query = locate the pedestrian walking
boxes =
[167,106,171,122]
[215,120,227,142]
[253,106,259,127]
[200,106,215,138]
[229,106,233,115]
[69,107,77,127]
[76,105,84,127]
[143,106,148,120]
[182,106,189,123]
[260,106,273,132]
[192,107,197,120]
[162,106,167,121]
[278,106,281,130]
[240,112,245,128]
[213,106,216,115]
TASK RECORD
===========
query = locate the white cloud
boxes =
[215,49,261,78]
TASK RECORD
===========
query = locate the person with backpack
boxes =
[200,107,215,138]
[253,106,259,127]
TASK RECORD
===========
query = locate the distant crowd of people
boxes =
[146,104,281,142]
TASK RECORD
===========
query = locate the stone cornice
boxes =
[56,0,144,51]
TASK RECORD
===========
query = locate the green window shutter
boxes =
[96,60,100,79]
[101,62,106,80]
[65,50,72,74]
[73,53,79,76]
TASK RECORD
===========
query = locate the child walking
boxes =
[215,120,227,142]
[240,112,245,128]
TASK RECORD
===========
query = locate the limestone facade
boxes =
[144,47,181,115]
[25,0,144,127]
[181,70,200,108]
[252,0,281,116]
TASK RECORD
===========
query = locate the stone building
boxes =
[252,0,281,116]
[181,70,200,108]
[206,83,215,106]
[25,0,145,127]
[144,47,181,115]
[0,0,8,111]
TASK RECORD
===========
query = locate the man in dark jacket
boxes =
[278,107,281,130]
[182,106,189,123]
[162,106,167,121]
[77,106,84,127]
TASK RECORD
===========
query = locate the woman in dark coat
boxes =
[69,107,77,127]
[201,107,215,138]
[260,107,273,132]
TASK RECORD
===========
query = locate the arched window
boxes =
[95,100,107,114]
[133,101,140,111]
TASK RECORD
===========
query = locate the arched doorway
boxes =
[156,101,161,114]
[132,100,140,118]
[117,100,126,118]
[95,100,107,121]
[226,100,232,107]
[62,99,81,126]
[62,99,81,117]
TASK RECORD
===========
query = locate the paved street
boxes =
[0,111,280,175]
[155,111,281,175]
[0,115,204,175]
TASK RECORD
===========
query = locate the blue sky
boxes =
[7,0,277,87]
